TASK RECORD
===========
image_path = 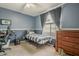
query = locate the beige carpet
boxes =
[21,42,39,54]
[20,41,59,56]
[5,41,59,56]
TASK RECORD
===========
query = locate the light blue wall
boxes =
[0,7,36,40]
[0,7,35,30]
[35,16,42,30]
[61,3,79,28]
[34,16,42,34]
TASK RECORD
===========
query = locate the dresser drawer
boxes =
[64,50,79,56]
[62,45,79,55]
[62,37,79,44]
[63,32,79,38]
[62,40,79,49]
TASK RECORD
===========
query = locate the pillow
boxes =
[29,31,35,34]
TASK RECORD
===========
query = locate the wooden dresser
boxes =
[55,30,79,56]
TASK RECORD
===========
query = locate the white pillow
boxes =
[29,31,34,34]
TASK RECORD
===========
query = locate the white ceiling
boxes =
[0,3,62,16]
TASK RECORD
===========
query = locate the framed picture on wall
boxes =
[0,19,11,25]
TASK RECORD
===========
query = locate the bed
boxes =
[25,32,55,45]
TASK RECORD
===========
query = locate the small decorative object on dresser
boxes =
[55,30,79,56]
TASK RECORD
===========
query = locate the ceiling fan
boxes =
[24,3,38,8]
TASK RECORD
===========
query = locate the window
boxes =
[43,13,58,38]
